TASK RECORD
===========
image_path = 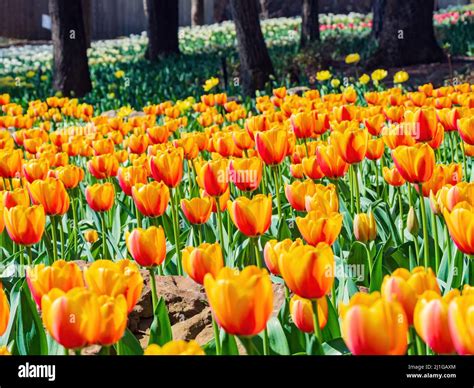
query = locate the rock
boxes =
[73,261,286,350]
[287,86,310,96]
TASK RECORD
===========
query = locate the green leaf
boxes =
[322,296,341,341]
[322,337,350,355]
[219,330,239,355]
[346,241,370,287]
[148,297,173,346]
[116,328,143,355]
[266,317,290,355]
[15,282,48,355]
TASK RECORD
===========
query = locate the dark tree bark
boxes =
[300,0,320,48]
[213,0,230,23]
[230,0,274,97]
[49,0,92,97]
[372,0,385,38]
[371,0,445,67]
[144,0,180,60]
[191,0,205,26]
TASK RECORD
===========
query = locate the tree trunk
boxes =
[372,0,385,38]
[144,0,180,60]
[213,0,230,23]
[371,0,445,67]
[300,0,319,48]
[49,0,92,97]
[191,0,205,26]
[230,0,274,97]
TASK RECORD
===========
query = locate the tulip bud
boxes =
[407,206,419,236]
[84,229,99,244]
[353,212,377,243]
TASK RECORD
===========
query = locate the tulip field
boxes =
[0,3,474,359]
[0,73,473,356]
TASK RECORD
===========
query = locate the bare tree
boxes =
[144,0,180,60]
[49,0,92,97]
[371,0,445,67]
[229,0,274,96]
[300,0,319,48]
[191,0,205,26]
[372,0,386,38]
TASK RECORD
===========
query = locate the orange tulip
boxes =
[181,197,212,225]
[204,266,273,336]
[316,144,348,178]
[330,128,368,164]
[127,133,149,154]
[304,183,339,214]
[84,229,99,243]
[381,267,440,324]
[437,107,459,132]
[126,226,167,267]
[3,187,30,209]
[22,159,49,183]
[84,259,143,313]
[4,205,45,245]
[96,294,128,346]
[144,340,205,355]
[54,165,84,189]
[200,158,229,197]
[284,179,317,212]
[404,108,437,142]
[364,114,385,136]
[279,243,334,299]
[382,166,406,187]
[27,260,85,307]
[93,138,115,155]
[392,143,435,183]
[340,292,408,355]
[414,290,457,354]
[296,210,343,246]
[87,154,119,179]
[301,156,325,180]
[117,166,148,196]
[132,181,169,218]
[290,295,327,333]
[448,294,474,355]
[149,149,183,188]
[290,111,317,139]
[85,183,115,212]
[0,283,9,336]
[182,243,224,285]
[445,182,474,211]
[457,117,474,145]
[353,212,377,242]
[228,157,262,192]
[227,194,272,237]
[263,238,304,276]
[443,201,474,255]
[255,127,289,165]
[41,288,99,349]
[0,149,22,178]
[365,138,385,160]
[28,177,70,216]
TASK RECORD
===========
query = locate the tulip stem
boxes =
[71,196,78,254]
[444,223,453,268]
[374,160,379,196]
[135,202,142,229]
[26,245,33,266]
[460,141,468,181]
[197,225,203,245]
[253,238,263,268]
[263,328,270,356]
[272,166,282,219]
[310,300,325,355]
[417,184,430,269]
[353,164,361,214]
[212,316,221,356]
[215,197,226,258]
[303,138,309,158]
[50,216,58,261]
[149,267,158,312]
[348,165,354,214]
[397,187,405,244]
[432,215,440,274]
[101,211,107,260]
[469,255,474,286]
[170,189,183,275]
[58,216,65,259]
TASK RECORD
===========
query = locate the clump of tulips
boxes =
[0,77,473,357]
